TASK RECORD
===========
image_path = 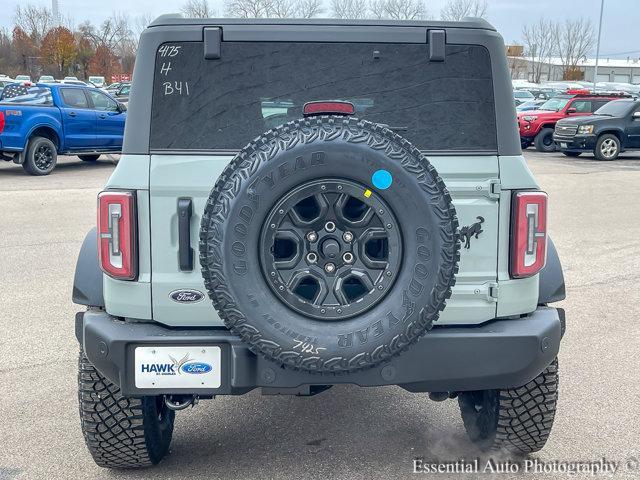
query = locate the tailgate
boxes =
[149,154,499,327]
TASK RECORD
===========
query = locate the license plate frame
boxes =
[134,345,222,389]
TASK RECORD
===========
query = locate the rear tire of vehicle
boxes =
[534,128,556,152]
[22,136,57,175]
[562,152,581,157]
[78,350,175,469]
[594,134,620,161]
[79,154,101,162]
[458,358,558,454]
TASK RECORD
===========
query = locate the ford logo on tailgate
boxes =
[169,289,205,303]
[181,362,213,374]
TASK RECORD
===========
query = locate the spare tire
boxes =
[200,116,459,374]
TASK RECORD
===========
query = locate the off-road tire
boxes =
[79,154,101,162]
[78,351,175,468]
[200,116,460,374]
[594,134,620,161]
[458,358,558,454]
[534,128,556,152]
[562,151,581,157]
[22,136,57,175]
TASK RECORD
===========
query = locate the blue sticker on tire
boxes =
[372,169,392,190]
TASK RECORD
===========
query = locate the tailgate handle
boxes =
[177,198,194,271]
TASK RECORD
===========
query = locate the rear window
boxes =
[0,85,53,106]
[150,42,497,152]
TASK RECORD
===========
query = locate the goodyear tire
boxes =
[78,351,175,468]
[200,116,460,374]
[458,359,559,454]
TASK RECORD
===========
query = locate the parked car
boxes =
[15,75,31,82]
[517,90,630,151]
[38,75,55,83]
[516,99,546,112]
[63,76,79,81]
[0,83,126,175]
[553,99,640,160]
[88,76,106,88]
[104,81,129,94]
[513,89,534,105]
[73,16,565,469]
[113,83,131,103]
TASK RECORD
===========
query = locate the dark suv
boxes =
[554,99,640,160]
[73,16,566,469]
[517,91,629,152]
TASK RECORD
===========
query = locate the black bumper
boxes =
[76,307,564,397]
[553,134,597,151]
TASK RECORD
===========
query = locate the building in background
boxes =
[508,54,640,84]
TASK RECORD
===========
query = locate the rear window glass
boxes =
[150,42,497,152]
[0,85,53,105]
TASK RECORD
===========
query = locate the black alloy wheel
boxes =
[260,178,402,320]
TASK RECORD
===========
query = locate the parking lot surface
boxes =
[1,151,639,479]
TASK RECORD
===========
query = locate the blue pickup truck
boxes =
[0,83,126,175]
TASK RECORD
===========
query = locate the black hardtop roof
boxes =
[148,14,495,31]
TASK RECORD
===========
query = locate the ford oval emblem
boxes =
[169,289,205,304]
[181,362,212,374]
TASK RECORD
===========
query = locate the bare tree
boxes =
[554,18,595,80]
[331,0,369,19]
[13,4,54,46]
[522,18,556,83]
[181,0,216,18]
[440,0,487,21]
[369,0,427,19]
[296,0,324,18]
[225,0,272,18]
[268,0,299,18]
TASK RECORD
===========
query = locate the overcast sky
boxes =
[0,0,637,59]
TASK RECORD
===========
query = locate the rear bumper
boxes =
[76,306,564,397]
[553,133,597,151]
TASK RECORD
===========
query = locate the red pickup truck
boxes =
[518,90,629,152]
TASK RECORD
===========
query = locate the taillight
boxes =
[97,190,137,280]
[0,111,5,133]
[303,101,355,117]
[510,191,547,278]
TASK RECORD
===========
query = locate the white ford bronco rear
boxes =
[73,16,566,468]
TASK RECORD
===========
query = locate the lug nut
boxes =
[306,252,317,263]
[306,231,318,242]
[343,231,354,242]
[343,252,354,264]
[324,221,336,232]
[324,263,336,273]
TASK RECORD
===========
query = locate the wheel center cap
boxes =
[321,238,341,259]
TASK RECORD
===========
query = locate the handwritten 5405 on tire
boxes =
[199,116,460,374]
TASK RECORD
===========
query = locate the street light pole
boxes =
[593,0,605,91]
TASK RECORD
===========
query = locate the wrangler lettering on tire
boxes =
[200,116,460,374]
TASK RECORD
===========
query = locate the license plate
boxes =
[560,143,568,148]
[135,346,221,389]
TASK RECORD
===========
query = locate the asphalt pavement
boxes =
[0,150,639,479]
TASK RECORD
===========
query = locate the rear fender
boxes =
[538,236,565,304]
[72,227,104,307]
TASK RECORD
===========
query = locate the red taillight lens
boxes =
[0,111,5,133]
[97,190,137,280]
[510,191,547,278]
[303,101,355,117]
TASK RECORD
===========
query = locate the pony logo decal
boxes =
[460,216,484,249]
